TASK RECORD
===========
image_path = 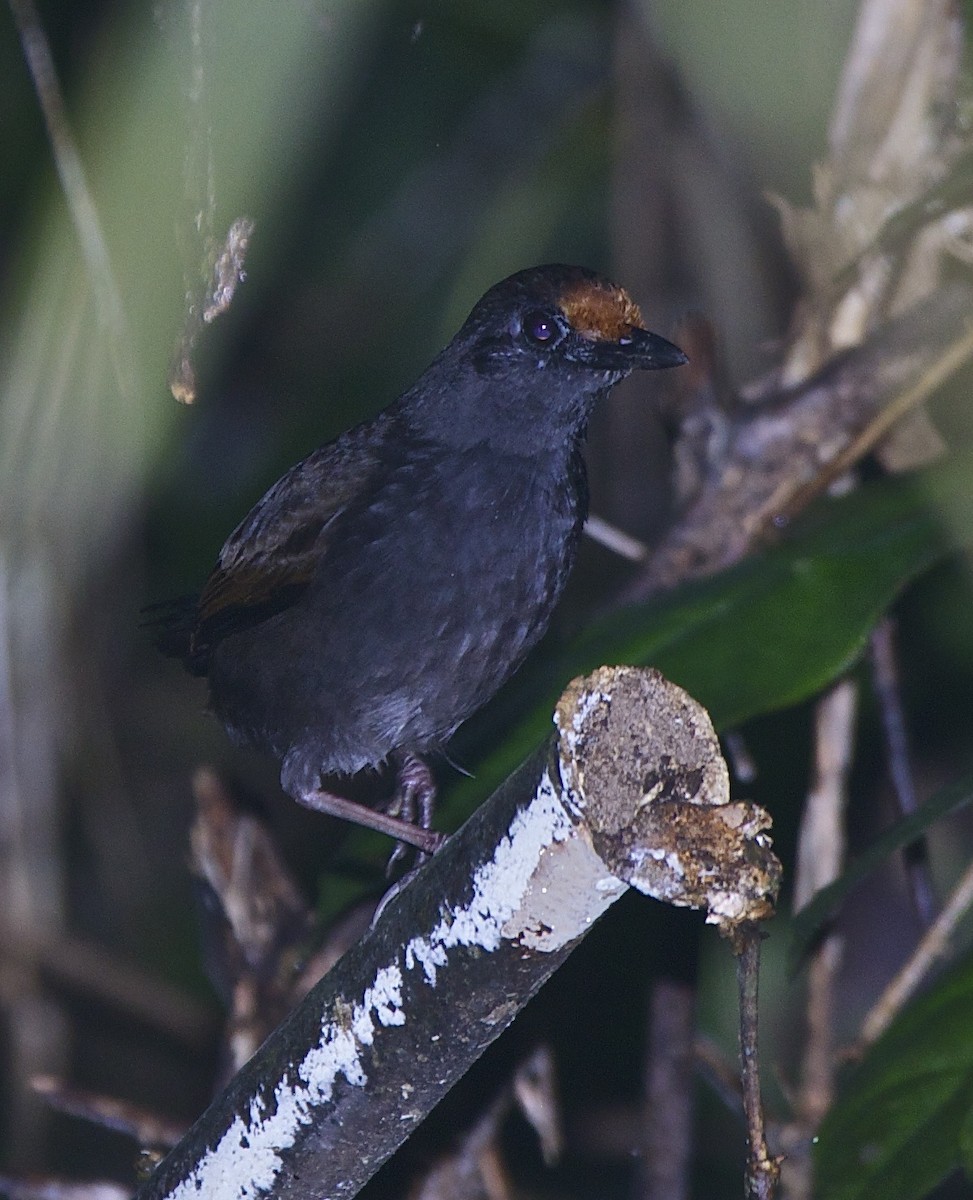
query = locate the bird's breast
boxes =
[208,442,585,774]
[316,445,583,738]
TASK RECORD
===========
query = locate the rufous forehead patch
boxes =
[558,279,645,341]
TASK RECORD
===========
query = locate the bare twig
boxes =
[794,680,858,1104]
[793,681,858,919]
[412,1087,515,1200]
[414,1046,560,1200]
[584,513,649,562]
[190,768,313,1072]
[6,0,133,396]
[31,1076,186,1150]
[694,1033,744,1118]
[736,928,780,1200]
[780,679,857,1200]
[857,854,973,1050]
[623,284,973,599]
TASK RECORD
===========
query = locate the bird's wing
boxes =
[191,429,383,663]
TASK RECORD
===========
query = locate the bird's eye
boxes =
[522,310,560,347]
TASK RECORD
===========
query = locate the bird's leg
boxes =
[384,752,444,874]
[389,752,440,845]
[396,752,439,831]
[294,786,443,856]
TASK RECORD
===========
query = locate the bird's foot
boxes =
[371,863,426,926]
[384,752,444,876]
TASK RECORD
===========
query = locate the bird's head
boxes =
[463,264,686,383]
[403,265,686,452]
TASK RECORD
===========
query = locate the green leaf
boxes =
[441,452,973,824]
[791,771,973,968]
[815,955,973,1200]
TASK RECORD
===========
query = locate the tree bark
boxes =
[135,666,779,1200]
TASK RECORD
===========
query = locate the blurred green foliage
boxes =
[816,954,973,1200]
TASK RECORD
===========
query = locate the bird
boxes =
[154,264,686,858]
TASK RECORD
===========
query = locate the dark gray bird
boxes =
[157,265,686,854]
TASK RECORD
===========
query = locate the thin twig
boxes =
[584,513,650,562]
[781,679,858,1200]
[869,617,938,926]
[795,681,858,1101]
[31,1076,186,1150]
[857,854,973,1049]
[7,0,133,396]
[736,927,780,1200]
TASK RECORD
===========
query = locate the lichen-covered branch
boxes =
[135,667,779,1200]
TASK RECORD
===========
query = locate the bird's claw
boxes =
[385,752,441,876]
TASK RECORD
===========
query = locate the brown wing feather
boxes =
[191,429,383,666]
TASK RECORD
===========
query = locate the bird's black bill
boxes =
[570,326,687,372]
[619,327,688,369]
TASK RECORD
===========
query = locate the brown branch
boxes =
[779,680,857,1200]
[136,667,779,1200]
[7,0,133,396]
[735,928,780,1200]
[770,315,973,528]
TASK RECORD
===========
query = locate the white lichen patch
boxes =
[352,965,405,1045]
[567,683,611,738]
[510,832,626,950]
[167,963,406,1198]
[405,769,581,985]
[553,675,613,796]
[404,936,448,982]
[704,891,751,924]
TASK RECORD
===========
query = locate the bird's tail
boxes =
[140,596,209,675]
